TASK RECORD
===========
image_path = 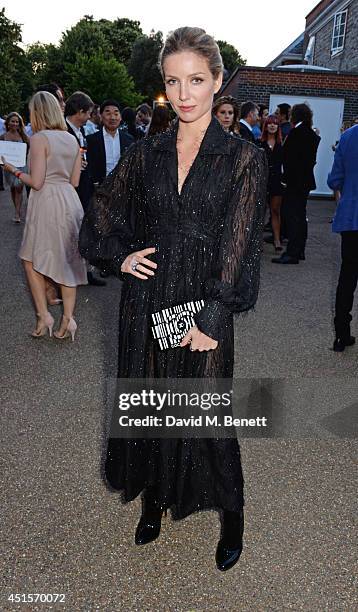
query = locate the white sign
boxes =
[0,141,27,168]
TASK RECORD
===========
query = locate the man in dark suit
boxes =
[86,99,134,187]
[239,101,259,143]
[275,103,292,141]
[65,91,94,211]
[272,103,320,264]
[65,91,106,286]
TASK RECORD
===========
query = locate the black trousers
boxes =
[0,166,4,189]
[282,191,309,259]
[334,231,358,338]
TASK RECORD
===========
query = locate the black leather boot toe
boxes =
[215,510,244,572]
[135,516,163,545]
[333,335,355,352]
[134,490,167,545]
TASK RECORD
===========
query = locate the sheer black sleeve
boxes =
[78,142,145,280]
[194,142,268,342]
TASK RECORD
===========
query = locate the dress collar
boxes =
[152,116,232,155]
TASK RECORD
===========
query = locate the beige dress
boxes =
[19,130,87,287]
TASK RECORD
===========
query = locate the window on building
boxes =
[331,9,348,55]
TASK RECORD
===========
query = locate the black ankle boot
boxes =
[216,510,244,572]
[333,335,355,352]
[135,491,167,545]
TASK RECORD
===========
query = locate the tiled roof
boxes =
[267,32,304,67]
[290,37,304,55]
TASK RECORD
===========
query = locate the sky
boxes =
[4,0,315,66]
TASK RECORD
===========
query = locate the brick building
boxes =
[219,0,358,194]
[221,1,358,121]
[220,66,358,122]
[304,0,358,70]
[219,67,358,195]
[268,0,358,71]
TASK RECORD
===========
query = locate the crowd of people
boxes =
[0,74,356,350]
[212,96,321,260]
[0,25,357,575]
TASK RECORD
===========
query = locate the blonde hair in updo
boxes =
[159,27,224,79]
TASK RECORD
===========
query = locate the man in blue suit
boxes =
[328,124,358,352]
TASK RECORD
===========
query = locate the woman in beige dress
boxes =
[1,91,87,340]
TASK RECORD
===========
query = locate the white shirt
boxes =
[84,120,99,136]
[66,118,85,147]
[25,123,33,137]
[0,117,6,136]
[103,127,121,176]
[239,119,253,132]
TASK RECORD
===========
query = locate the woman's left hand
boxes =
[180,325,218,352]
[1,156,16,174]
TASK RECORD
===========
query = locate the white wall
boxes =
[269,94,345,196]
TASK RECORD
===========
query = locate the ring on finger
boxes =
[131,258,139,272]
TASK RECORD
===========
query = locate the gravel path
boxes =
[1,190,356,611]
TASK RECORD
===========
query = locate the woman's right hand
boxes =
[121,247,157,279]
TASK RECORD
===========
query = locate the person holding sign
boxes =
[1,92,87,339]
[0,112,29,222]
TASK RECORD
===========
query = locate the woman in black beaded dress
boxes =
[79,27,267,572]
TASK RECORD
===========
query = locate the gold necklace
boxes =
[177,129,206,176]
[176,128,206,147]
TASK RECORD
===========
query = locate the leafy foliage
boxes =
[30,15,144,105]
[0,8,23,114]
[64,52,143,106]
[25,43,61,87]
[217,40,246,73]
[128,31,165,100]
[97,18,143,65]
[0,8,246,116]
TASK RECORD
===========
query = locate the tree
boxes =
[98,18,143,66]
[128,31,164,101]
[64,52,143,106]
[60,15,112,65]
[26,42,51,75]
[25,43,62,88]
[217,40,246,73]
[0,8,24,114]
[14,52,34,119]
[32,16,144,95]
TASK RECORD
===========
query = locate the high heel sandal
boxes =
[135,492,168,545]
[53,316,77,341]
[31,312,54,338]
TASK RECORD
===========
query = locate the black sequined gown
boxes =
[79,117,267,519]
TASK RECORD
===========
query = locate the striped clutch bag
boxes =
[151,300,205,350]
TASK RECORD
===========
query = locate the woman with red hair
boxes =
[260,114,284,252]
